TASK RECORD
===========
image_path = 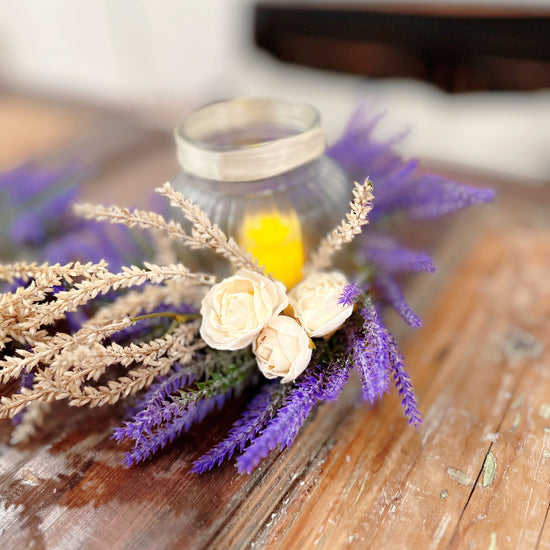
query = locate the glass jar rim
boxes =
[174,97,325,182]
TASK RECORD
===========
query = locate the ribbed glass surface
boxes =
[170,98,351,283]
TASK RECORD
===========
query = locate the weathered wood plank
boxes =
[448,232,550,550]
[237,211,550,549]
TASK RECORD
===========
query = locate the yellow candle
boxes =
[239,208,305,289]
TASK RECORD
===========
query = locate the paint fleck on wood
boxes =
[447,468,472,487]
[19,469,39,486]
[511,395,524,410]
[510,412,521,433]
[539,404,550,420]
[504,331,543,360]
[482,452,497,487]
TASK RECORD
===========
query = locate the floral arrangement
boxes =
[0,107,494,473]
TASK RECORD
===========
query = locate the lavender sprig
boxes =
[119,352,258,466]
[361,234,435,274]
[174,352,256,404]
[191,382,290,473]
[355,300,421,425]
[113,366,201,444]
[351,307,391,402]
[319,360,353,401]
[9,186,80,245]
[122,392,230,466]
[386,332,422,427]
[328,105,494,223]
[131,362,202,414]
[42,220,145,270]
[339,282,361,307]
[0,163,148,270]
[115,352,255,443]
[374,272,421,328]
[374,174,495,221]
[0,162,85,201]
[327,106,407,186]
[236,366,326,474]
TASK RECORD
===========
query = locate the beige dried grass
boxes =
[308,179,374,272]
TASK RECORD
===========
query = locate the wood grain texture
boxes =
[1,94,549,549]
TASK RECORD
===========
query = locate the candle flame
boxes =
[239,208,305,289]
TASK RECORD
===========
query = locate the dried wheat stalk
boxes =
[74,203,190,246]
[2,263,211,340]
[10,401,52,445]
[308,179,374,271]
[156,182,264,274]
[0,260,108,284]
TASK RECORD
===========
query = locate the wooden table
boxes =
[0,94,549,549]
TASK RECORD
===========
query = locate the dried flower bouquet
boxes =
[0,107,494,473]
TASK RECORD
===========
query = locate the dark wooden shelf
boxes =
[254,2,550,91]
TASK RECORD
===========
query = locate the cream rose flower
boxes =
[200,268,288,350]
[253,315,312,383]
[288,271,353,338]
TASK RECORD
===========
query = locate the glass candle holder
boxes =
[171,97,351,288]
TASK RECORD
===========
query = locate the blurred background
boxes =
[1,0,550,183]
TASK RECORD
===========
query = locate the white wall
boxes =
[0,0,252,104]
[2,0,550,105]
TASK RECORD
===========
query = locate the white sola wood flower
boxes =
[288,271,354,338]
[253,315,312,383]
[200,268,288,350]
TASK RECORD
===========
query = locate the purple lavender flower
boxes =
[373,272,421,328]
[9,186,80,245]
[1,163,86,250]
[350,307,390,403]
[373,173,495,221]
[385,332,422,427]
[0,163,149,270]
[117,352,257,466]
[354,301,421,425]
[42,220,143,271]
[122,390,230,466]
[113,365,200,444]
[191,382,287,473]
[236,366,325,474]
[360,234,435,274]
[339,282,361,307]
[319,360,353,401]
[328,105,494,223]
[0,162,85,202]
[327,106,408,186]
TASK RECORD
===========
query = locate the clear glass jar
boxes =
[171,97,351,288]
